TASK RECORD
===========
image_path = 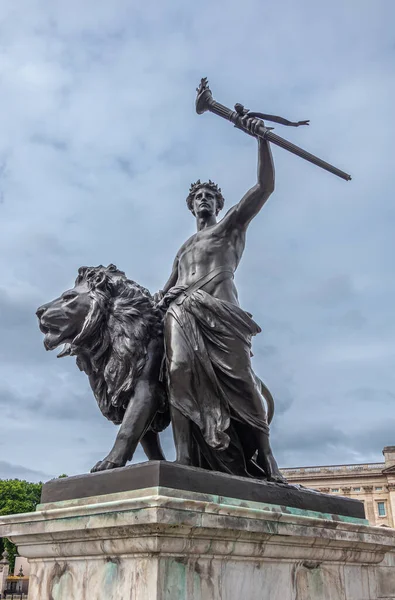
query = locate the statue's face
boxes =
[193,187,216,217]
[36,280,92,351]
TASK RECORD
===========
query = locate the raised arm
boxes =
[234,120,275,229]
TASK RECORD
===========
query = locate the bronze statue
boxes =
[155,115,285,481]
[149,79,350,480]
[36,265,169,472]
[36,79,351,481]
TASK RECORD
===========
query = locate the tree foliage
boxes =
[0,479,42,571]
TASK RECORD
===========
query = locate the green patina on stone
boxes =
[155,486,368,525]
[214,493,368,525]
[37,484,367,526]
[103,559,119,594]
[304,565,325,599]
[51,570,74,600]
[193,569,201,598]
[163,558,188,600]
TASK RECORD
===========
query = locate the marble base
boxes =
[1,485,395,600]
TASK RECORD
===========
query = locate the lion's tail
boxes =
[255,375,275,425]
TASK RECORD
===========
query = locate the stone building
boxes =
[281,446,395,527]
[3,556,30,596]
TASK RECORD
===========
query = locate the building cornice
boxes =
[283,471,386,482]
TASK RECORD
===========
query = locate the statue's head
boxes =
[186,180,224,218]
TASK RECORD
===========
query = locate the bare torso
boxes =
[175,210,245,305]
[162,137,274,309]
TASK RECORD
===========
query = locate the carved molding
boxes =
[1,491,393,566]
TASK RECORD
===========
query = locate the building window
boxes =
[377,502,386,517]
[331,488,339,492]
[353,487,361,491]
[375,487,383,491]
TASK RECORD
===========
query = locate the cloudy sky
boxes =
[0,0,394,482]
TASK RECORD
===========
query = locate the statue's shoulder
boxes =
[216,204,242,232]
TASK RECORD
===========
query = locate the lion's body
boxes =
[37,264,169,471]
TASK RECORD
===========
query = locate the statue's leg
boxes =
[239,369,286,483]
[91,338,164,472]
[170,405,193,465]
[255,432,286,483]
[91,382,160,472]
[140,429,165,461]
[164,312,194,466]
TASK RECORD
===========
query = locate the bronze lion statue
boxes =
[36,264,169,472]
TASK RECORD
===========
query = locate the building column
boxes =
[0,550,9,596]
[363,486,375,524]
[387,483,395,527]
[382,447,395,528]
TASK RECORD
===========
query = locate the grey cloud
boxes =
[305,275,356,308]
[348,420,395,461]
[327,309,368,331]
[30,133,68,152]
[275,424,349,468]
[275,417,395,469]
[0,157,8,204]
[346,387,395,404]
[0,363,104,426]
[256,345,278,358]
[33,390,102,421]
[115,157,137,179]
[74,437,88,444]
[0,461,53,482]
[0,289,34,329]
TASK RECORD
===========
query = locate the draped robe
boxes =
[164,277,269,477]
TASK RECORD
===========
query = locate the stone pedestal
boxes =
[1,463,395,599]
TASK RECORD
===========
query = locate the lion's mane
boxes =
[69,264,165,426]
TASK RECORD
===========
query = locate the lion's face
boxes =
[36,280,92,351]
[36,264,166,426]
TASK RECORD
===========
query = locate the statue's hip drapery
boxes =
[164,289,269,475]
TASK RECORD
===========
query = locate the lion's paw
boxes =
[90,459,124,473]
